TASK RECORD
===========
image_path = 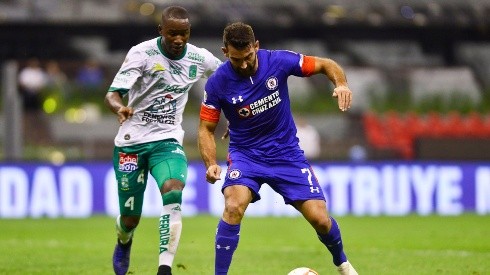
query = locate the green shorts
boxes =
[113,139,188,216]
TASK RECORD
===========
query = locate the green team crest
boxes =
[189,65,197,79]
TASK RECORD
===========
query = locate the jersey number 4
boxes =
[125,196,135,211]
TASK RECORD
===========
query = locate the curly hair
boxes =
[223,22,255,50]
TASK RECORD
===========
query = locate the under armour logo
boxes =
[310,186,320,193]
[216,244,231,250]
[326,240,342,247]
[232,96,243,104]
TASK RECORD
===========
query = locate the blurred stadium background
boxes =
[0,0,490,220]
[1,0,490,162]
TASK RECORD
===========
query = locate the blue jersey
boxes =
[203,49,310,162]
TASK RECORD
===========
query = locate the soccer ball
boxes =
[287,267,319,275]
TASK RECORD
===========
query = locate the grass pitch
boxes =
[0,214,488,274]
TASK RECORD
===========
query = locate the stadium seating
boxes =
[362,111,490,159]
[408,67,482,106]
[343,67,389,113]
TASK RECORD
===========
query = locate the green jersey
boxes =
[109,37,221,147]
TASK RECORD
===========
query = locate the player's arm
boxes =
[105,46,142,124]
[198,102,222,184]
[304,56,352,112]
[198,118,222,184]
[104,90,134,124]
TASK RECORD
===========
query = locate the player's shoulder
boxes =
[186,43,212,55]
[262,49,302,71]
[132,37,159,51]
[186,43,219,61]
[127,37,159,58]
[266,49,301,60]
[205,62,232,90]
[209,62,231,80]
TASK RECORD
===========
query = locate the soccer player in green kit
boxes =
[105,6,221,275]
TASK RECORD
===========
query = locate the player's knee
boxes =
[223,201,246,222]
[161,178,184,194]
[122,215,140,230]
[162,189,183,205]
[310,216,331,233]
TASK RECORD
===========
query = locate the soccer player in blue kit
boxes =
[198,22,358,275]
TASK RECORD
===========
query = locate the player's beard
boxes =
[236,54,257,77]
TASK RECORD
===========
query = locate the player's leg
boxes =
[155,177,185,275]
[113,215,140,275]
[293,200,357,275]
[272,162,357,274]
[216,185,253,275]
[150,140,188,275]
[293,200,345,263]
[112,146,149,275]
[215,152,262,274]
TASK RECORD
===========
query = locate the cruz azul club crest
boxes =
[228,169,242,179]
[266,76,278,90]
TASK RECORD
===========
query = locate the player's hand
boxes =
[206,164,222,184]
[332,85,352,112]
[117,106,134,124]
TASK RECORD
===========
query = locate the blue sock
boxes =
[215,219,240,275]
[317,216,347,266]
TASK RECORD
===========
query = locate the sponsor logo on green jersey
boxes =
[187,52,205,62]
[145,49,160,56]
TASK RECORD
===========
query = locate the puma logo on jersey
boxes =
[172,148,185,156]
[151,63,166,75]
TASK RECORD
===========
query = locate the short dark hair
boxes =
[223,22,255,50]
[162,6,189,21]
